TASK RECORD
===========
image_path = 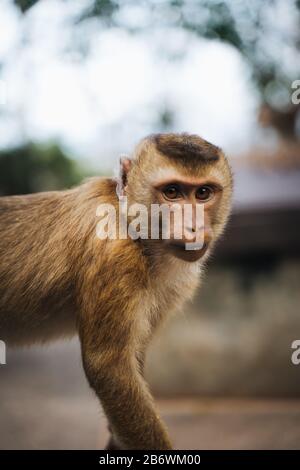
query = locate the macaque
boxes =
[0,133,233,450]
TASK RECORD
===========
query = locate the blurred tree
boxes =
[12,0,300,139]
[14,0,39,13]
[0,143,84,196]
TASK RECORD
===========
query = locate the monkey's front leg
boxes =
[81,348,172,450]
[105,348,148,450]
[79,305,172,450]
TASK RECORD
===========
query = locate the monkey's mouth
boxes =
[168,241,209,261]
[170,241,208,251]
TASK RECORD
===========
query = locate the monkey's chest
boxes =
[139,264,200,336]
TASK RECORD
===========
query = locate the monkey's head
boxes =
[118,133,233,262]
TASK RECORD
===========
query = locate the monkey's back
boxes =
[0,191,78,345]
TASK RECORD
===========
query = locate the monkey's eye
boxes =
[196,186,213,202]
[163,184,182,200]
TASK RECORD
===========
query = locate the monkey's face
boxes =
[151,177,224,262]
[125,133,233,263]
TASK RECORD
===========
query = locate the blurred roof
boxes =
[215,165,300,261]
[233,167,300,211]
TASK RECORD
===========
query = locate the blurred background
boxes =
[1,0,300,449]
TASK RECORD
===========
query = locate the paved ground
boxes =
[1,342,300,449]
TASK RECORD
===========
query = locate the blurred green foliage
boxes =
[0,143,84,196]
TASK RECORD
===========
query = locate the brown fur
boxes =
[0,133,233,449]
[153,132,220,166]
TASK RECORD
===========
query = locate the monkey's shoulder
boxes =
[77,176,117,201]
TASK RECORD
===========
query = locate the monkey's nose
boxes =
[185,226,204,234]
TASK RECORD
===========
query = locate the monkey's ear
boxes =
[116,155,132,198]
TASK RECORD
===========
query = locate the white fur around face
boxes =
[135,256,202,345]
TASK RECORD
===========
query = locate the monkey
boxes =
[0,133,233,450]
